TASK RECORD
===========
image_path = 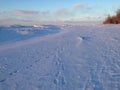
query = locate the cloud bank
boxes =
[0,3,99,25]
[14,10,39,15]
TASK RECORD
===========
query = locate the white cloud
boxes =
[14,10,39,15]
[55,8,71,16]
[74,3,85,9]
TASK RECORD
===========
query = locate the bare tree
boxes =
[103,9,120,24]
[103,15,112,24]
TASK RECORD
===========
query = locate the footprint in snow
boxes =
[0,79,6,83]
[53,76,66,86]
[53,71,66,86]
[9,70,19,76]
[112,37,119,42]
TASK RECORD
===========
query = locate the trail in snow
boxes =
[0,24,120,90]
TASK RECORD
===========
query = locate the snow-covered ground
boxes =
[0,24,120,90]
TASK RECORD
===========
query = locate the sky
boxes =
[0,0,120,25]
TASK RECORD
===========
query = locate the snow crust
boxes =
[0,24,120,90]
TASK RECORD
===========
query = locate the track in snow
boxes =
[0,25,120,90]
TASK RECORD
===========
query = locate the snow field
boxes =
[0,24,120,90]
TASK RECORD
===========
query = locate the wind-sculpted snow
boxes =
[0,25,61,45]
[0,24,120,90]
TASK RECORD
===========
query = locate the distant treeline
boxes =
[103,9,120,24]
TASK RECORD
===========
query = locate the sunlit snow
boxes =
[0,24,120,90]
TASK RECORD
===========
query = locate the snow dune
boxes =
[0,24,120,90]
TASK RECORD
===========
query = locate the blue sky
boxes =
[0,0,120,25]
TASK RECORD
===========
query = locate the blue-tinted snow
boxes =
[0,25,61,44]
[0,24,120,90]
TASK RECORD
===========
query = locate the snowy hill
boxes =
[0,24,120,90]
